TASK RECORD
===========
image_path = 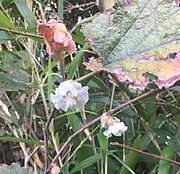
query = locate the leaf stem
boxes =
[75,71,100,82]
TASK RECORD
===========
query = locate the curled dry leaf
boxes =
[38,18,76,60]
[20,92,28,104]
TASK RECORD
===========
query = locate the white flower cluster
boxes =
[50,80,89,112]
[101,112,128,138]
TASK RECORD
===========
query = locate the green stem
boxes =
[75,71,100,82]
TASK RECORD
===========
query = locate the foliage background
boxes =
[0,0,179,174]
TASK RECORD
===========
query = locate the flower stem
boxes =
[60,58,66,81]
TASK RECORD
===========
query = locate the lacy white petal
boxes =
[103,122,128,138]
[103,128,112,138]
[109,122,128,136]
[59,97,69,112]
[77,86,89,105]
[50,80,89,111]
[58,80,79,96]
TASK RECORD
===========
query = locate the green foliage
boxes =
[14,0,36,27]
[0,1,179,174]
[120,136,141,174]
[0,10,16,29]
[0,72,30,91]
[158,144,175,174]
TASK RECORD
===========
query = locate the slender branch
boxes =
[48,88,160,171]
[109,142,180,166]
[109,88,160,115]
[24,119,45,160]
[0,26,43,38]
[64,2,96,13]
[43,107,56,174]
[24,119,40,142]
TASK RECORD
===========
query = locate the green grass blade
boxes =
[14,0,36,27]
[0,10,16,29]
[67,44,89,79]
[0,136,41,145]
[158,145,175,174]
[120,136,141,174]
[58,0,63,20]
[110,153,136,174]
[70,154,102,174]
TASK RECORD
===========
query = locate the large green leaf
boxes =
[82,0,180,90]
[0,51,31,72]
[0,72,30,91]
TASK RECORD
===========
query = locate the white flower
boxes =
[50,80,89,111]
[103,122,128,138]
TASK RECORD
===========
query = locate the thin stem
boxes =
[0,26,43,38]
[45,107,56,129]
[75,71,100,82]
[109,88,160,115]
[64,2,96,13]
[49,88,160,170]
[109,142,180,166]
[60,58,66,81]
[24,119,45,160]
[43,107,56,174]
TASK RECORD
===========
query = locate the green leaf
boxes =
[72,27,86,45]
[0,51,31,72]
[0,72,30,91]
[97,132,108,151]
[68,114,83,133]
[0,10,16,29]
[58,0,63,20]
[14,0,36,27]
[110,153,136,174]
[158,145,175,174]
[90,76,109,93]
[67,44,89,79]
[0,31,13,41]
[120,136,141,174]
[83,0,180,90]
[0,163,33,174]
[0,136,43,146]
[70,154,102,174]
